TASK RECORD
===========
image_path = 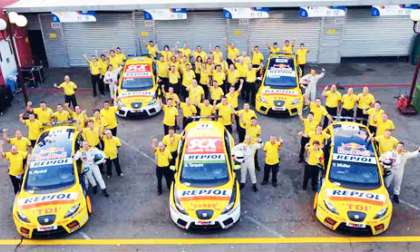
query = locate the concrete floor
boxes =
[0,61,419,252]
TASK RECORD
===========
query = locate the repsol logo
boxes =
[329,189,384,202]
[181,189,228,197]
[22,193,75,205]
[30,158,72,168]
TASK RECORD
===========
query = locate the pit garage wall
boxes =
[32,8,415,67]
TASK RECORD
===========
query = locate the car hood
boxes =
[258,86,302,101]
[118,88,156,106]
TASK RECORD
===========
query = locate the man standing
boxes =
[298,112,318,163]
[101,129,123,179]
[100,100,119,136]
[54,75,78,108]
[83,55,104,96]
[262,136,283,187]
[0,143,25,194]
[303,141,324,191]
[356,86,375,124]
[340,88,358,120]
[296,43,309,75]
[19,113,42,147]
[322,84,341,118]
[152,139,173,195]
[300,68,325,102]
[236,103,257,142]
[216,98,235,133]
[380,143,420,203]
[162,128,182,167]
[160,99,179,135]
[180,98,197,129]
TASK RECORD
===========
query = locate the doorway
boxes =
[27,30,48,67]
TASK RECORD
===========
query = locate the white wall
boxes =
[0,39,17,83]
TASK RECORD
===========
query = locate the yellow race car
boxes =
[13,126,92,238]
[313,121,393,235]
[255,54,303,116]
[116,57,161,118]
[169,120,240,230]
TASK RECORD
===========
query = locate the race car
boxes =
[13,126,91,238]
[169,120,240,230]
[313,121,393,235]
[255,54,303,116]
[115,57,161,118]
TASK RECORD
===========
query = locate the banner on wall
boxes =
[51,11,96,23]
[299,6,347,17]
[143,9,187,20]
[223,8,270,19]
[371,5,419,16]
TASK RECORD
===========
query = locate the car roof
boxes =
[184,121,225,139]
[125,57,153,65]
[31,126,76,161]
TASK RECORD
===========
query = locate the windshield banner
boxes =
[19,192,78,209]
[185,137,224,154]
[120,90,154,98]
[30,158,73,168]
[184,153,226,163]
[332,153,376,164]
[124,64,152,79]
[263,88,299,96]
[179,189,231,201]
[267,68,295,78]
[327,189,385,205]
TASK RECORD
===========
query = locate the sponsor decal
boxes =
[332,153,376,164]
[327,189,385,206]
[274,58,289,64]
[267,67,295,78]
[336,142,373,157]
[19,193,77,209]
[185,137,224,154]
[184,153,226,162]
[179,189,231,201]
[120,90,154,98]
[123,64,152,79]
[30,158,73,168]
[33,147,67,161]
[263,88,298,96]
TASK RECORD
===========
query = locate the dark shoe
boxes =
[256,166,260,172]
[93,186,98,194]
[261,180,268,185]
[240,183,245,190]
[272,182,277,187]
[298,159,304,163]
[102,189,109,197]
[393,194,400,204]
[252,184,258,192]
[158,191,162,195]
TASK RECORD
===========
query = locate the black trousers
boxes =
[263,163,279,184]
[369,125,377,136]
[299,136,309,161]
[106,157,122,176]
[299,64,306,76]
[254,150,260,170]
[341,108,354,120]
[243,82,256,104]
[164,123,177,135]
[183,117,193,129]
[30,140,36,148]
[225,125,232,134]
[237,125,246,143]
[324,106,337,128]
[170,152,177,166]
[168,83,179,95]
[159,77,169,92]
[91,74,102,96]
[303,164,320,191]
[110,127,117,136]
[65,95,77,108]
[9,175,21,194]
[356,108,368,125]
[156,166,172,193]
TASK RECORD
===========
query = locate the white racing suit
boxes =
[380,150,420,195]
[233,142,262,184]
[300,71,325,101]
[74,147,107,190]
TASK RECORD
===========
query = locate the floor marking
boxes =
[120,138,155,164]
[243,215,284,237]
[319,83,410,88]
[79,231,91,240]
[2,236,420,246]
[400,200,420,212]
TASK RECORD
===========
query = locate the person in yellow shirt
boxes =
[309,98,332,127]
[212,46,224,65]
[262,136,284,187]
[194,56,204,83]
[282,40,294,55]
[146,41,158,59]
[162,128,182,166]
[180,98,197,129]
[33,101,53,128]
[161,86,180,105]
[198,99,215,118]
[227,64,239,89]
[212,65,226,92]
[209,81,224,104]
[246,117,262,171]
[251,46,264,68]
[308,125,330,147]
[235,58,248,96]
[303,141,324,191]
[100,100,119,136]
[341,88,358,119]
[226,83,243,111]
[200,61,213,97]
[236,103,257,142]
[168,65,180,94]
[98,53,109,78]
[216,98,235,133]
[2,129,31,160]
[0,143,26,194]
[178,43,192,60]
[83,54,104,97]
[52,104,71,124]
[69,105,87,129]
[108,49,121,69]
[151,138,173,195]
[54,75,78,108]
[227,43,240,65]
[374,130,399,155]
[187,80,204,106]
[298,111,318,162]
[101,129,122,178]
[322,84,341,117]
[156,56,170,91]
[244,64,258,105]
[115,47,127,65]
[296,43,309,75]
[357,86,375,124]
[160,99,179,134]
[82,120,101,149]
[376,113,395,137]
[193,46,207,62]
[181,63,195,99]
[268,42,281,55]
[364,101,384,136]
[19,113,42,147]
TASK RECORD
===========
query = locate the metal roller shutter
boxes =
[226,19,249,53]
[63,12,137,66]
[39,14,69,68]
[249,10,321,63]
[341,8,414,57]
[155,11,227,53]
[134,11,155,55]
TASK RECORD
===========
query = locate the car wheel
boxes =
[86,195,93,215]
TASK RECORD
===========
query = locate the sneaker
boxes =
[93,186,98,194]
[102,189,109,198]
[393,194,400,204]
[261,181,268,185]
[252,184,258,192]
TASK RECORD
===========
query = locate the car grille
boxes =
[131,102,142,109]
[196,210,213,220]
[274,100,285,107]
[32,226,67,238]
[37,215,56,226]
[347,211,366,222]
[337,223,372,235]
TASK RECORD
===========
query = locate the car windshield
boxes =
[329,161,380,189]
[264,57,297,88]
[265,75,297,88]
[121,77,153,90]
[25,164,75,192]
[180,154,229,186]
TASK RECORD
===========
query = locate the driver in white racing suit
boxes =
[74,141,109,197]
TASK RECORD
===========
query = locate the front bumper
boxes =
[13,207,89,239]
[256,100,300,117]
[315,204,391,235]
[117,103,161,118]
[170,204,240,230]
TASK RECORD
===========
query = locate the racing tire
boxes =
[86,195,93,215]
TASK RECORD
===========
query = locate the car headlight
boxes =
[64,204,80,218]
[259,96,267,103]
[17,211,30,223]
[173,187,187,215]
[292,98,300,105]
[374,207,388,219]
[222,182,237,214]
[324,200,338,215]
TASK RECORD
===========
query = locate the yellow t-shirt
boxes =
[269,46,281,54]
[155,148,172,167]
[307,147,324,166]
[82,128,100,147]
[182,70,195,88]
[217,104,234,125]
[34,107,53,125]
[103,136,121,159]
[264,141,281,165]
[199,64,212,85]
[146,44,157,58]
[226,91,240,109]
[24,119,42,140]
[188,85,204,105]
[98,59,108,75]
[212,51,224,64]
[100,106,118,129]
[235,62,248,78]
[9,137,31,156]
[309,102,328,125]
[72,111,87,128]
[246,68,257,83]
[53,110,70,123]
[357,93,375,110]
[227,47,240,60]
[376,135,399,155]
[88,61,101,75]
[209,86,224,101]
[194,62,202,74]
[4,151,25,176]
[376,119,395,137]
[308,132,330,146]
[227,69,239,85]
[342,94,358,110]
[237,109,257,128]
[251,51,264,65]
[193,51,207,61]
[179,48,192,59]
[282,45,293,55]
[162,134,182,153]
[324,90,342,108]
[180,103,197,118]
[168,71,180,85]
[296,48,308,65]
[246,124,261,142]
[165,93,180,105]
[199,104,214,117]
[115,53,126,64]
[109,55,120,69]
[157,61,169,78]
[58,81,77,96]
[160,50,173,62]
[212,71,226,85]
[366,108,384,127]
[303,118,318,136]
[162,105,178,126]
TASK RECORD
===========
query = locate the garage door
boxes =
[63,13,137,66]
[341,8,414,57]
[155,11,227,53]
[249,10,321,63]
